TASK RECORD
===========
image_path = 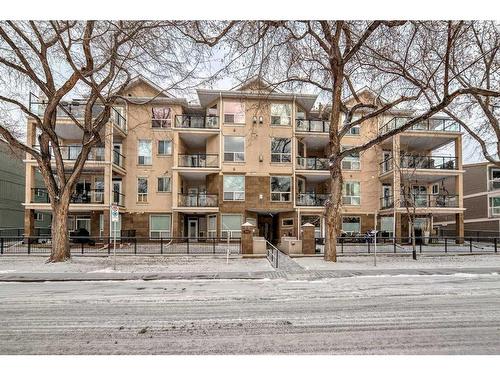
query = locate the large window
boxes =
[224,136,245,162]
[343,181,360,205]
[137,177,148,202]
[270,176,292,202]
[221,214,242,238]
[342,216,361,235]
[271,103,292,126]
[150,214,171,238]
[158,140,172,156]
[271,138,292,163]
[223,101,245,124]
[137,140,152,165]
[223,175,245,200]
[152,107,172,128]
[157,176,171,193]
[341,147,360,170]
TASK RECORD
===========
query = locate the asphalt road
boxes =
[1,273,500,354]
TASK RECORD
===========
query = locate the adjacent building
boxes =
[22,76,465,243]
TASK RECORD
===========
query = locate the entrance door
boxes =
[257,214,279,244]
[187,218,198,240]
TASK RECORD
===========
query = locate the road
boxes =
[1,273,500,354]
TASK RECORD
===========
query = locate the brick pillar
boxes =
[24,209,35,238]
[455,213,464,244]
[241,222,255,255]
[395,212,402,244]
[301,223,315,254]
[90,211,101,237]
[102,210,110,237]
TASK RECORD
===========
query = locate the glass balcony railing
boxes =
[178,193,218,207]
[379,155,458,173]
[296,193,330,206]
[32,145,105,162]
[380,194,459,209]
[295,119,329,133]
[175,115,219,129]
[178,154,218,168]
[379,117,461,135]
[296,156,329,170]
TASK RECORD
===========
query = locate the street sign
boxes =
[111,204,119,222]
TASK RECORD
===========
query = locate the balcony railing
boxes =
[489,179,500,191]
[175,115,219,129]
[32,145,105,162]
[178,154,218,168]
[31,188,106,204]
[379,155,458,173]
[380,194,459,209]
[296,156,329,170]
[178,193,218,207]
[113,149,125,168]
[296,193,330,206]
[28,93,126,132]
[295,119,330,133]
[112,190,125,207]
[379,117,461,135]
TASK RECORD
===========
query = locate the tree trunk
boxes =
[48,203,70,262]
[411,218,417,261]
[324,159,343,262]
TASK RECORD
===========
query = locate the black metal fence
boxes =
[314,236,500,255]
[266,241,280,268]
[0,236,241,256]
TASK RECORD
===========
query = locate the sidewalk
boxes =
[1,254,499,282]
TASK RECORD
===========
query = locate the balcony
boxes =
[379,117,461,136]
[32,145,105,162]
[295,119,329,133]
[31,188,105,204]
[175,115,219,129]
[178,154,218,168]
[296,193,329,206]
[380,194,459,209]
[178,193,218,207]
[113,149,125,168]
[296,157,329,170]
[379,155,458,173]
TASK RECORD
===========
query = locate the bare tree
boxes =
[0,21,211,262]
[194,20,500,261]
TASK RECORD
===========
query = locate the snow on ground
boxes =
[0,255,273,273]
[295,254,500,270]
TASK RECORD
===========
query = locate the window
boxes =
[282,218,294,227]
[150,214,171,238]
[341,147,360,170]
[137,140,152,165]
[158,140,172,155]
[224,136,245,162]
[342,216,361,235]
[221,214,242,238]
[35,212,44,221]
[271,103,291,126]
[271,138,292,163]
[137,177,148,202]
[343,181,360,205]
[223,175,245,200]
[157,176,171,192]
[381,217,394,237]
[432,183,439,195]
[223,101,245,124]
[94,177,104,203]
[208,215,217,238]
[345,114,361,135]
[271,176,292,202]
[152,107,172,128]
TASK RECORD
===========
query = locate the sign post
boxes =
[111,203,119,270]
[374,211,378,267]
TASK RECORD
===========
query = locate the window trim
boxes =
[149,214,172,238]
[270,175,292,202]
[157,139,172,156]
[343,181,361,206]
[270,103,292,126]
[270,137,292,163]
[137,177,148,203]
[223,101,246,125]
[223,135,245,163]
[282,218,294,227]
[137,139,152,166]
[157,176,172,193]
[221,214,242,238]
[151,106,172,129]
[341,146,361,170]
[223,175,245,201]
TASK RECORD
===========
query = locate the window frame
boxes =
[270,103,292,126]
[342,216,361,235]
[270,176,292,202]
[137,177,148,203]
[223,175,245,201]
[282,218,294,227]
[137,139,152,165]
[207,214,217,238]
[223,101,246,125]
[223,136,245,162]
[270,137,292,163]
[157,176,172,193]
[149,214,172,238]
[157,139,172,156]
[34,212,44,221]
[221,214,242,238]
[151,106,172,129]
[341,146,361,170]
[342,181,361,205]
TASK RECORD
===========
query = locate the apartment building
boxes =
[22,76,465,243]
[434,162,500,235]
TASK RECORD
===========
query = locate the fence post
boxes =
[341,240,343,254]
[495,238,498,253]
[186,237,190,254]
[134,238,137,255]
[27,237,31,255]
[367,240,370,254]
[81,242,84,255]
[469,238,473,253]
[445,238,447,253]
[213,238,216,254]
[0,237,3,255]
[419,238,422,254]
[108,236,111,255]
[393,238,396,253]
[160,237,163,254]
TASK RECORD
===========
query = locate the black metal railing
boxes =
[175,115,219,129]
[379,117,461,135]
[296,156,329,170]
[32,145,106,161]
[178,193,218,207]
[112,191,125,207]
[31,188,106,204]
[380,196,394,209]
[379,154,458,173]
[178,154,218,168]
[113,149,125,168]
[0,236,241,256]
[295,119,329,133]
[380,194,459,209]
[266,240,280,268]
[296,193,330,206]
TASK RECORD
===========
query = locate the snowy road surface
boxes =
[1,273,500,354]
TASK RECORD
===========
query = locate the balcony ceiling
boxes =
[179,132,212,148]
[301,136,329,149]
[399,135,455,150]
[297,174,330,182]
[55,123,104,140]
